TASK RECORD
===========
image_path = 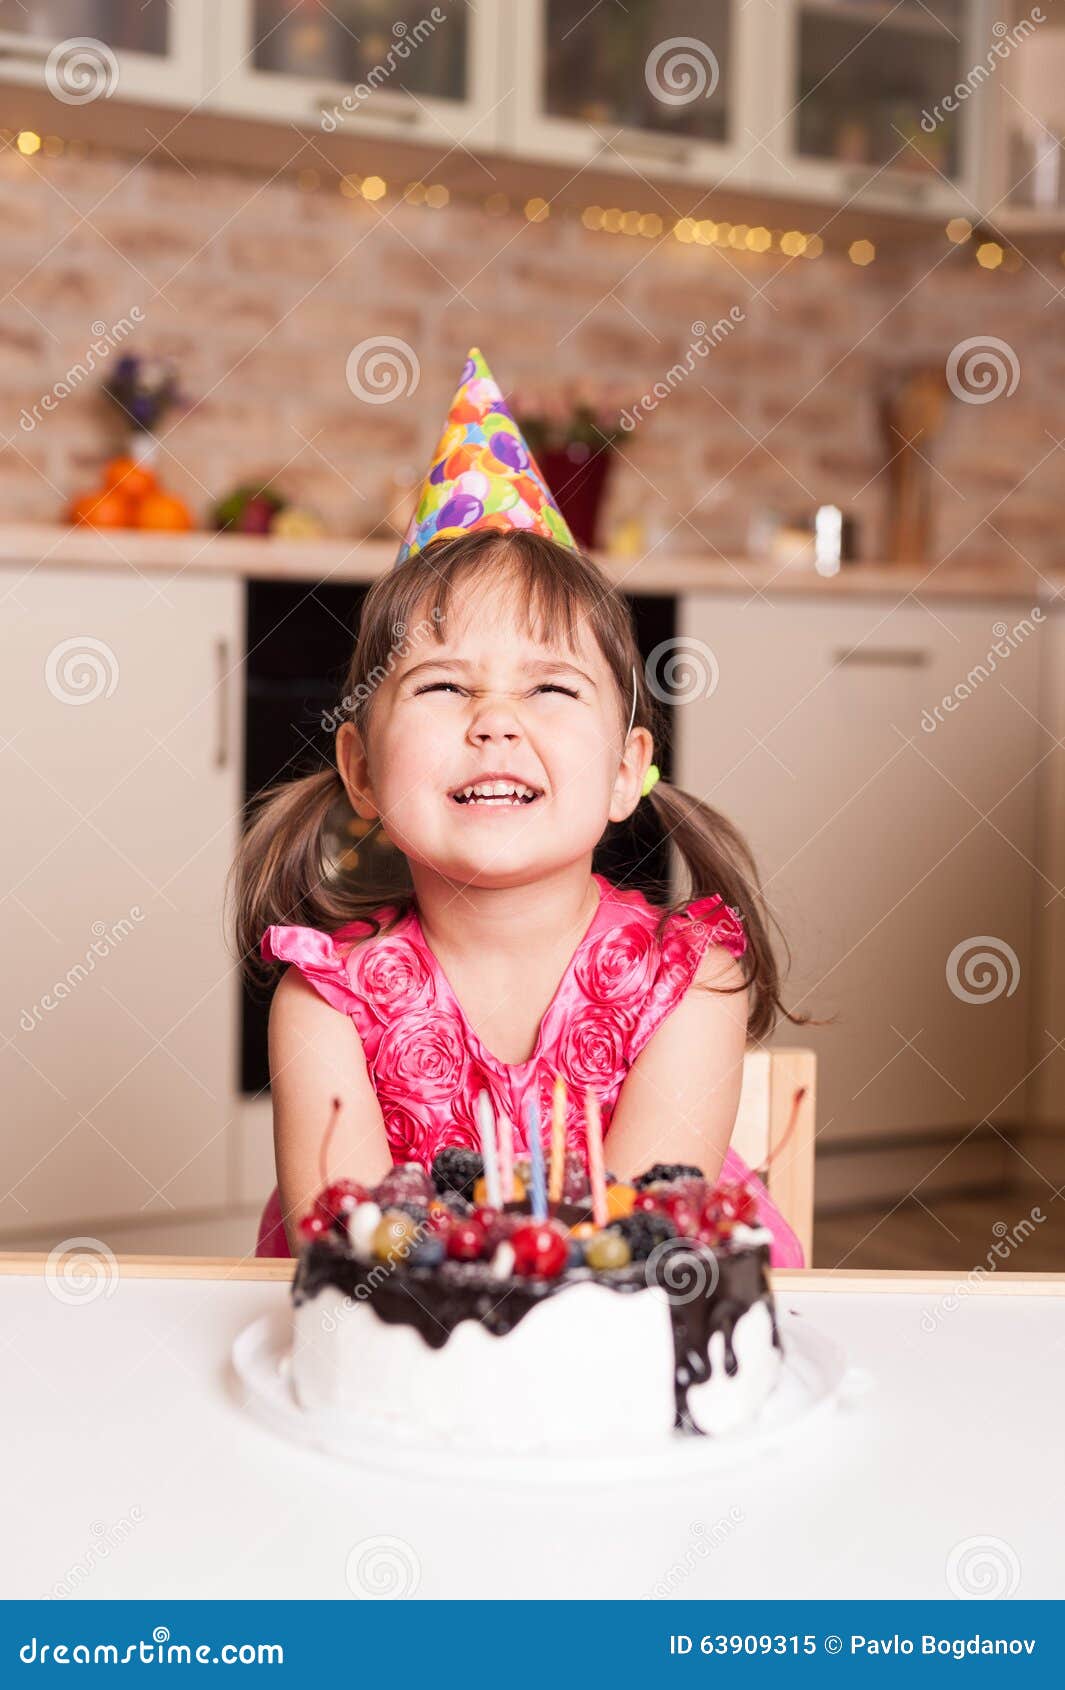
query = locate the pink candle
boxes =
[498,1105,514,1204]
[584,1087,608,1229]
[549,1074,567,1205]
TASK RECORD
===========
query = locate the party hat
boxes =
[394,347,577,566]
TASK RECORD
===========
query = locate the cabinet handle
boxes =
[601,128,692,167]
[832,646,930,668]
[215,638,231,770]
[840,168,930,206]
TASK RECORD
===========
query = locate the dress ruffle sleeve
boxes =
[260,922,371,1018]
[627,894,748,1063]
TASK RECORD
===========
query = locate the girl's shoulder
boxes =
[260,900,417,1018]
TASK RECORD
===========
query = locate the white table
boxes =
[3,1261,1063,1600]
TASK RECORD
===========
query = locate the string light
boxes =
[3,125,1025,270]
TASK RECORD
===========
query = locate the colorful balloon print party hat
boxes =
[394,347,578,566]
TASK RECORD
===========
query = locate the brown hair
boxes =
[231,529,814,1042]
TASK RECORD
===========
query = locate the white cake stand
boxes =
[231,1306,865,1487]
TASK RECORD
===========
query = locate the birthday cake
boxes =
[289,1148,782,1453]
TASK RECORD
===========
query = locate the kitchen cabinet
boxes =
[987,0,1065,228]
[210,0,504,152]
[0,0,210,107]
[674,592,1041,1197]
[0,567,242,1240]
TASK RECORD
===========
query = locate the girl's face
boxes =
[337,576,652,888]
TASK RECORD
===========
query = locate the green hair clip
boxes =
[641,763,660,798]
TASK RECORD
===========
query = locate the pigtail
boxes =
[230,766,392,984]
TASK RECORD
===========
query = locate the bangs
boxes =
[353,532,633,714]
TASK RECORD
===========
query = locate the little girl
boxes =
[234,349,807,1266]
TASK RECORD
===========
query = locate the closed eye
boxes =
[413,682,581,699]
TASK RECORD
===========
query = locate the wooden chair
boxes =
[732,1047,816,1264]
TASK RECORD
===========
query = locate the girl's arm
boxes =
[602,946,750,1183]
[268,967,394,1254]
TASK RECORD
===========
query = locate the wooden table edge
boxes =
[3,1254,1065,1295]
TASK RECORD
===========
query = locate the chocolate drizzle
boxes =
[294,1233,780,1437]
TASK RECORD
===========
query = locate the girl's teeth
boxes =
[454,780,538,804]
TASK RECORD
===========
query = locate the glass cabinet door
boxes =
[543,0,731,146]
[994,1,1065,219]
[782,0,987,210]
[212,0,498,147]
[250,0,467,101]
[0,0,208,102]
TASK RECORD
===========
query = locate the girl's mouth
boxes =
[450,780,543,807]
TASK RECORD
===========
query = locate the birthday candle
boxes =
[548,1073,567,1206]
[497,1104,514,1204]
[525,1093,547,1221]
[584,1088,608,1229]
[476,1090,501,1209]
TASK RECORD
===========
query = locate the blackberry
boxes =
[607,1211,678,1261]
[431,1147,484,1202]
[633,1162,705,1190]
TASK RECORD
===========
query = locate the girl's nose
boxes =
[467,693,523,744]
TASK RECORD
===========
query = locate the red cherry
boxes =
[707,1183,759,1227]
[318,1179,368,1222]
[510,1222,569,1278]
[446,1216,488,1261]
[298,1210,332,1242]
[656,1192,699,1237]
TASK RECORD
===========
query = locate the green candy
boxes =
[585,1231,632,1271]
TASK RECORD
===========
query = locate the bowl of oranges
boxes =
[68,456,194,532]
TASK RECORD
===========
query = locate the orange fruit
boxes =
[137,490,192,531]
[68,487,135,529]
[605,1182,637,1220]
[103,455,157,499]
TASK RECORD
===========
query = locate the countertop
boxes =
[0,523,1060,601]
[1,1260,1061,1600]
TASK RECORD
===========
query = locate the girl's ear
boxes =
[336,722,379,820]
[609,725,654,823]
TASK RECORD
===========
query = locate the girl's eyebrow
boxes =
[398,656,598,688]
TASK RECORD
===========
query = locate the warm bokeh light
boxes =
[849,239,876,266]
[424,183,449,208]
[976,241,1003,269]
[946,217,972,244]
[582,205,603,230]
[780,230,807,257]
[747,226,771,252]
[16,131,41,156]
[524,196,549,222]
[361,175,387,201]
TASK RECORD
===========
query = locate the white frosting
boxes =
[291,1274,780,1452]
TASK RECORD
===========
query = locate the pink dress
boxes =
[255,872,804,1266]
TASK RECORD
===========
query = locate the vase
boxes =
[538,443,614,551]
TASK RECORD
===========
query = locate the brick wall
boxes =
[1,143,1060,572]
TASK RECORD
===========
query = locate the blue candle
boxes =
[525,1093,547,1221]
